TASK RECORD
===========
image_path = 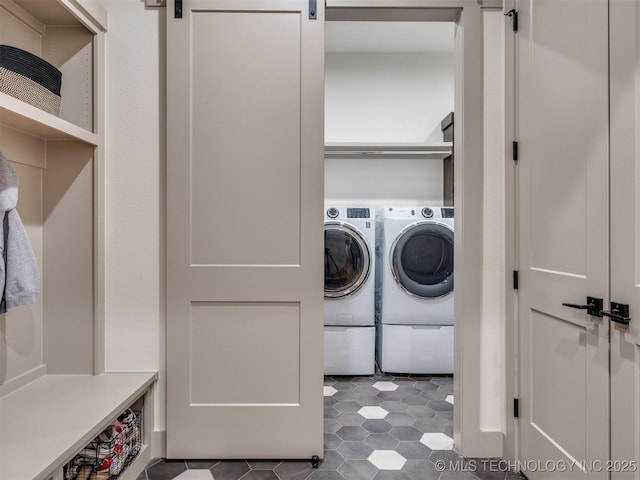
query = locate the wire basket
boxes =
[64,409,142,480]
[0,45,62,116]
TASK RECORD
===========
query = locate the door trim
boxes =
[503,0,518,465]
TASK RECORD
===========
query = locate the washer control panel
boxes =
[347,208,371,219]
[325,207,372,220]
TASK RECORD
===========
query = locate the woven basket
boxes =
[0,45,62,116]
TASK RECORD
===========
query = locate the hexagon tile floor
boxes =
[138,374,523,480]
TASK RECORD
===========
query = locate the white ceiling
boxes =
[325,22,455,54]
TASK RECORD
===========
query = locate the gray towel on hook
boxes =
[0,150,40,313]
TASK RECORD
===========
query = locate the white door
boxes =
[517,1,610,478]
[609,2,640,478]
[166,0,325,458]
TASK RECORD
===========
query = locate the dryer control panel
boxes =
[441,208,454,218]
[383,206,454,220]
[347,208,371,219]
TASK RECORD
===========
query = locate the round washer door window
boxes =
[391,221,454,298]
[324,222,371,299]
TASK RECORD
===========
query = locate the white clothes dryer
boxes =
[324,206,376,375]
[375,206,454,374]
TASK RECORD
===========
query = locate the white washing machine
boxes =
[324,206,376,375]
[375,206,454,374]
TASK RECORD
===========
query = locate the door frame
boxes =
[326,0,503,458]
[503,0,518,464]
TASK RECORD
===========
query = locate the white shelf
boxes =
[0,92,99,145]
[0,372,156,480]
[325,141,452,149]
[324,142,452,158]
[3,0,107,34]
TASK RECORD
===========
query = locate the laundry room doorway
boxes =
[323,2,506,458]
[323,21,456,373]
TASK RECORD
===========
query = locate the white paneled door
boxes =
[517,1,610,478]
[166,0,324,458]
[610,1,640,478]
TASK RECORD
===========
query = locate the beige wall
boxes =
[481,9,506,433]
[102,0,166,431]
[0,158,44,391]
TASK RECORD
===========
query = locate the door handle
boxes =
[175,0,182,18]
[562,296,603,317]
[600,302,631,326]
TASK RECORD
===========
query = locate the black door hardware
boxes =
[175,0,182,18]
[505,9,518,32]
[309,0,317,19]
[600,302,631,325]
[562,296,603,317]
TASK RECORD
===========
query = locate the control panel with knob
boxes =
[421,207,434,219]
[326,207,339,219]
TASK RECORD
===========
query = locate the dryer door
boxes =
[391,221,454,298]
[324,222,371,299]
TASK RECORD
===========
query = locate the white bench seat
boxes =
[0,372,156,480]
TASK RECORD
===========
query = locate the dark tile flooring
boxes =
[138,374,522,480]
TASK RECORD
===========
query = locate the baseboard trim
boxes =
[458,429,503,458]
[0,364,46,398]
[151,429,166,458]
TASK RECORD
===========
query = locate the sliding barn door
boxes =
[516,1,610,478]
[610,2,640,478]
[166,0,324,458]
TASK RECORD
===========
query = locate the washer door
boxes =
[324,222,371,299]
[390,221,454,298]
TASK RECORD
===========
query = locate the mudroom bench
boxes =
[0,372,156,480]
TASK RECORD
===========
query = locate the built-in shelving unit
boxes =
[1,0,156,478]
[1,0,106,381]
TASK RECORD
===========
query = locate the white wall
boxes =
[325,53,454,144]
[325,51,453,204]
[102,0,165,431]
[325,157,443,206]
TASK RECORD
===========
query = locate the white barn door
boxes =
[166,0,325,458]
[516,1,610,478]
